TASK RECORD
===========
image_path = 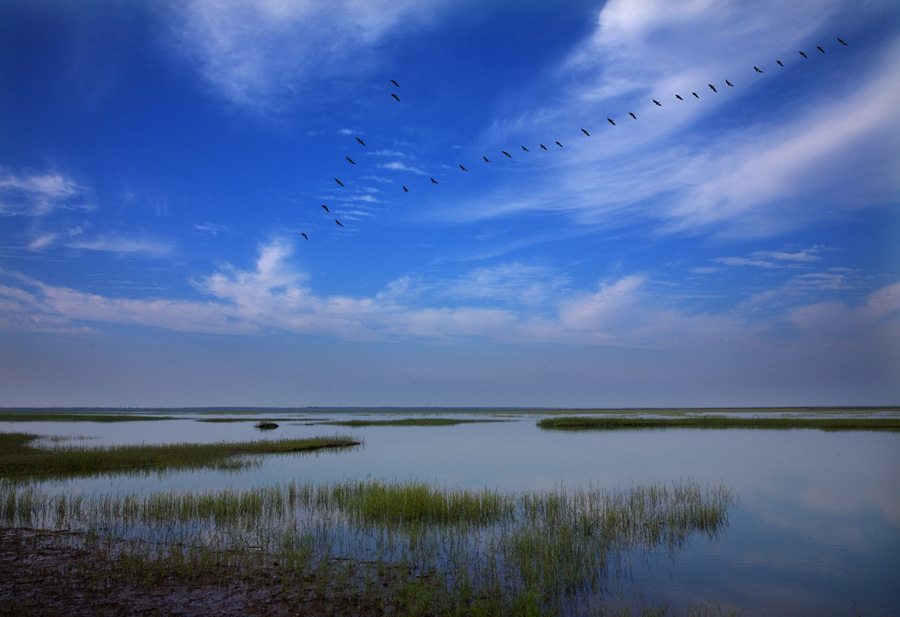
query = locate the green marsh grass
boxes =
[0,432,360,479]
[1,478,736,616]
[537,416,900,431]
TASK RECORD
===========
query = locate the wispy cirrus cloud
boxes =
[0,170,91,217]
[444,0,900,242]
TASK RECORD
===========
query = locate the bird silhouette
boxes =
[607,118,616,125]
[335,220,343,227]
[301,233,308,240]
[754,66,763,73]
[777,60,784,67]
[459,164,468,171]
[321,204,329,212]
[726,80,734,87]
[837,37,847,46]
[403,185,408,192]
[390,79,400,87]
[799,51,807,58]
[502,151,512,158]
[540,144,548,150]
[629,112,637,119]
[483,155,491,162]
[708,84,717,92]
[346,156,355,164]
[675,94,683,100]
[555,141,563,147]
[653,99,662,106]
[817,46,825,53]
[522,146,529,152]
[692,92,699,98]
[334,178,344,187]
[431,177,438,184]
[581,128,590,136]
[391,93,400,101]
[356,137,366,146]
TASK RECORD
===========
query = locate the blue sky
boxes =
[2,0,898,408]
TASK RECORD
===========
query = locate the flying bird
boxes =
[522,146,529,152]
[431,177,438,184]
[675,94,683,100]
[335,220,343,227]
[777,60,784,67]
[321,204,329,212]
[754,66,763,73]
[816,46,825,54]
[540,144,548,150]
[334,178,344,187]
[301,233,308,240]
[726,80,734,87]
[607,118,616,125]
[629,112,637,119]
[346,156,355,164]
[356,137,366,146]
[390,79,399,87]
[837,37,847,46]
[653,99,662,106]
[483,155,491,162]
[692,92,699,98]
[799,50,808,58]
[581,128,590,136]
[708,84,717,92]
[555,141,563,147]
[502,151,512,157]
[403,186,408,192]
[391,93,400,101]
[459,164,468,171]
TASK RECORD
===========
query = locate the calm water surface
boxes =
[2,412,898,615]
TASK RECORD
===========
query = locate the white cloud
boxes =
[0,170,91,217]
[376,161,428,175]
[170,0,452,110]
[2,242,897,358]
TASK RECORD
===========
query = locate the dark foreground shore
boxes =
[0,528,384,617]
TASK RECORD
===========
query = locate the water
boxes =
[2,411,899,615]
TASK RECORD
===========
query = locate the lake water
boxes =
[2,411,899,616]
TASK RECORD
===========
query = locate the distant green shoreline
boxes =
[537,416,900,431]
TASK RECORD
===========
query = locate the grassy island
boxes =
[537,415,900,431]
[0,432,361,479]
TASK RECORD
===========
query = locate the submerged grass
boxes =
[0,432,361,479]
[0,478,736,616]
[319,418,506,427]
[537,416,900,431]
[0,411,176,422]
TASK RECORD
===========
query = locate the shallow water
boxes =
[2,411,899,615]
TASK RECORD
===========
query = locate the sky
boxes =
[1,0,899,408]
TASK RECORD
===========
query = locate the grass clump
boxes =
[0,478,736,616]
[537,416,900,431]
[0,432,360,479]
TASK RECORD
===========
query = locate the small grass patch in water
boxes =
[0,410,176,422]
[0,432,361,479]
[537,416,900,431]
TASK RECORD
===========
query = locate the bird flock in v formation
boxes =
[302,37,849,239]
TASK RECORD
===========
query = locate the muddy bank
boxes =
[0,528,387,617]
